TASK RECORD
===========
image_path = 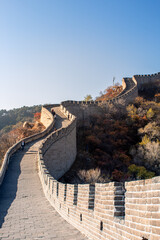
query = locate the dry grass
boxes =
[77,168,101,184]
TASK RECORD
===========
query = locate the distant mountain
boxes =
[0,105,42,134]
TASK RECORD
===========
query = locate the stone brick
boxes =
[150,220,160,227]
[151,212,160,219]
[147,205,159,212]
[150,234,160,240]
[152,227,160,235]
[152,198,160,204]
[3,84,160,240]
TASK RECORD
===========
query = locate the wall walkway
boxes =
[60,76,138,125]
[0,107,87,240]
[38,74,160,240]
[0,72,160,240]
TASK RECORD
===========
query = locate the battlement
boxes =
[133,72,160,90]
[60,72,160,121]
[38,73,160,239]
[134,72,160,77]
[1,71,160,240]
[60,76,138,125]
[42,108,77,180]
[61,75,138,109]
[38,129,160,240]
[0,106,54,186]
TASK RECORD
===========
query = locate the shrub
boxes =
[127,104,137,120]
[111,169,125,182]
[138,122,160,139]
[134,96,144,106]
[139,134,150,145]
[78,168,101,183]
[144,141,160,165]
[34,112,41,121]
[146,108,154,119]
[128,164,155,180]
[84,95,92,102]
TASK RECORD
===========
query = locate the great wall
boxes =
[0,72,160,240]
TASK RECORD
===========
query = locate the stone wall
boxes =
[60,76,138,124]
[42,115,77,179]
[40,105,56,128]
[133,72,160,90]
[0,106,54,186]
[60,101,104,126]
[1,72,159,239]
[38,73,160,239]
[60,72,160,122]
[38,151,160,240]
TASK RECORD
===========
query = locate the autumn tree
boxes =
[84,95,93,102]
[96,83,122,101]
[34,112,41,121]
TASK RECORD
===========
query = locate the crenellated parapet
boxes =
[40,104,59,128]
[38,141,160,240]
[61,75,138,109]
[133,72,160,90]
[60,76,138,124]
[0,106,55,186]
[38,72,160,239]
[42,109,77,180]
[1,71,160,239]
[60,72,160,123]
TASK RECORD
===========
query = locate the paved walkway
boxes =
[117,78,136,97]
[0,109,88,240]
[53,107,70,129]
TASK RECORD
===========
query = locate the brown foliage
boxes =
[34,112,41,121]
[62,89,160,184]
[0,121,45,168]
[96,84,123,101]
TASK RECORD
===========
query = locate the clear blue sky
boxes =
[0,0,160,110]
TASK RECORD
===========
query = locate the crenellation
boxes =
[1,72,160,239]
[38,84,160,239]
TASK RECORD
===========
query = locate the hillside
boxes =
[0,105,44,168]
[60,88,160,184]
[0,105,41,135]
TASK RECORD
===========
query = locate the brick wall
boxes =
[37,73,159,239]
[2,72,160,239]
[125,178,160,240]
[60,76,138,124]
[40,105,55,128]
[133,72,160,90]
[42,111,77,179]
[0,106,54,186]
[60,72,160,122]
[38,153,160,240]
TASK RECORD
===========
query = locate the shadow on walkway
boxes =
[0,116,59,228]
[54,114,63,129]
[0,143,33,228]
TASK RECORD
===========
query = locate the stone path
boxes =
[0,109,88,240]
[118,77,136,97]
[54,107,70,129]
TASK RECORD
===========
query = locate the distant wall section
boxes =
[42,112,77,180]
[37,72,160,240]
[0,106,54,186]
[60,76,138,124]
[61,101,104,126]
[133,72,160,90]
[41,106,55,128]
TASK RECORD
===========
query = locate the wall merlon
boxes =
[1,71,156,240]
[38,102,160,239]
